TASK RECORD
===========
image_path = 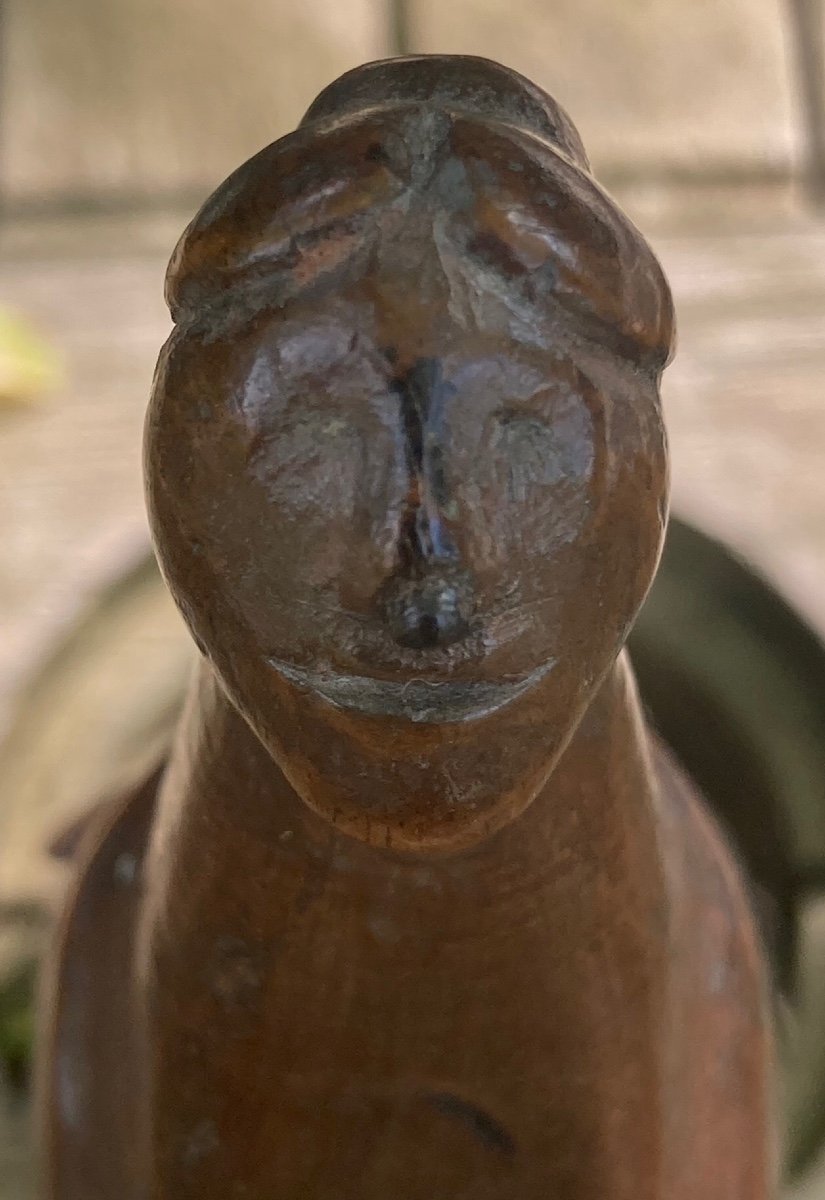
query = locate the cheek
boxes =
[453,397,598,581]
[562,436,667,654]
[250,419,368,592]
[247,419,410,607]
[253,419,364,517]
[169,429,417,665]
[500,414,596,557]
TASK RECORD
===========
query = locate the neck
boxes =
[142,651,671,1196]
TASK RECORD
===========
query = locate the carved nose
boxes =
[380,569,475,650]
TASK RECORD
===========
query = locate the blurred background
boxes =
[1,0,824,1194]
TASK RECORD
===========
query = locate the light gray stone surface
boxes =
[414,0,800,175]
[2,0,384,202]
[1,1,806,201]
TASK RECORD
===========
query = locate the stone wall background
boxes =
[413,0,800,174]
[0,0,813,204]
[2,1,825,1195]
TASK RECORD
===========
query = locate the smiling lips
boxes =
[267,657,555,723]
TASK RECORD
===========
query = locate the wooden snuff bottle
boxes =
[38,55,776,1199]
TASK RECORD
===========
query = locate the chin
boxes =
[236,658,586,854]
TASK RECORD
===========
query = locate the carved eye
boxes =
[494,412,566,503]
[493,407,593,503]
[250,411,363,515]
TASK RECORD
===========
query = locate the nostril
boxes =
[380,572,475,650]
[412,613,442,649]
[396,597,466,650]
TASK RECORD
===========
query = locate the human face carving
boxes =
[146,82,672,850]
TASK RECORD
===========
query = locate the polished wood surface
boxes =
[38,55,775,1197]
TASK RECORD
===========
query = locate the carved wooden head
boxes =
[145,55,675,851]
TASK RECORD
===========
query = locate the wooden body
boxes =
[41,657,774,1198]
[38,55,776,1197]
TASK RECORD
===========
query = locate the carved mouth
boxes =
[267,658,554,723]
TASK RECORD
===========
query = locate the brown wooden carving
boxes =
[37,55,776,1198]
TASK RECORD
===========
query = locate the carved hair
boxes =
[165,56,674,370]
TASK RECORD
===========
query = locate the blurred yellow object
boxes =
[0,309,61,406]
